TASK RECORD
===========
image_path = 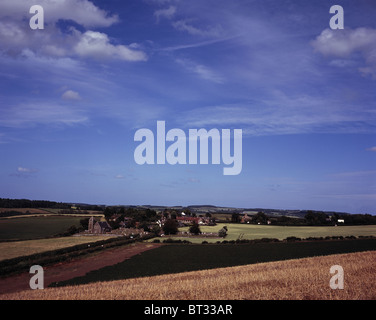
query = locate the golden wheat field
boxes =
[1,250,375,300]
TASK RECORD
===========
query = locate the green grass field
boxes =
[0,216,83,241]
[175,223,376,243]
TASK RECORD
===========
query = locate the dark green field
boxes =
[52,238,376,287]
[0,216,83,241]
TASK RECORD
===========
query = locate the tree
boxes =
[151,224,161,236]
[231,213,240,223]
[304,211,329,225]
[253,212,267,224]
[139,221,150,232]
[103,207,114,221]
[218,226,228,237]
[80,217,90,230]
[162,219,178,235]
[189,221,201,235]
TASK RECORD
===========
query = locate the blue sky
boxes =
[0,0,375,214]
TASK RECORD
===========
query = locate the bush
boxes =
[285,236,301,242]
[189,222,201,235]
[162,238,191,244]
[162,219,178,235]
[218,226,228,238]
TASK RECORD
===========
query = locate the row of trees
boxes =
[0,198,72,209]
[230,210,376,226]
[162,219,228,238]
[231,212,270,224]
[103,206,158,229]
[161,219,201,235]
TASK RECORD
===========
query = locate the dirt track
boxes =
[0,242,162,295]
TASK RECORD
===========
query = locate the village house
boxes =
[88,216,112,234]
[176,216,200,226]
[241,213,252,223]
[93,221,112,234]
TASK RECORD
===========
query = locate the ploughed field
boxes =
[48,238,376,287]
[2,250,375,300]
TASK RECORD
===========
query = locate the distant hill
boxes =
[0,198,362,219]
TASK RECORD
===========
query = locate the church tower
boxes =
[88,216,94,233]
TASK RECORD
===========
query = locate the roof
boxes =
[176,217,199,221]
[95,221,111,229]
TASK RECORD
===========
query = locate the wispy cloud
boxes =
[366,146,376,152]
[175,58,224,83]
[160,36,237,52]
[328,170,376,179]
[176,94,376,136]
[61,90,81,101]
[17,167,38,174]
[172,19,223,37]
[10,166,39,178]
[0,103,88,128]
[154,6,176,22]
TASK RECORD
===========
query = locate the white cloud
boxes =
[311,28,376,78]
[0,0,147,62]
[0,0,119,28]
[62,90,81,100]
[366,146,376,152]
[74,31,147,61]
[17,167,38,173]
[154,6,176,22]
[10,166,39,178]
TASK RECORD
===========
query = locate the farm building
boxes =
[87,217,112,234]
[176,216,200,224]
[241,213,252,223]
[88,216,95,233]
[93,221,112,234]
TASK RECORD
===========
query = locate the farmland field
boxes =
[0,236,114,261]
[0,216,84,241]
[176,223,376,243]
[3,250,375,300]
[51,238,376,287]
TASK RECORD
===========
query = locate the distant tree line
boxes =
[0,198,103,211]
[337,213,376,225]
[230,210,376,226]
[0,198,71,209]
[304,211,376,226]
